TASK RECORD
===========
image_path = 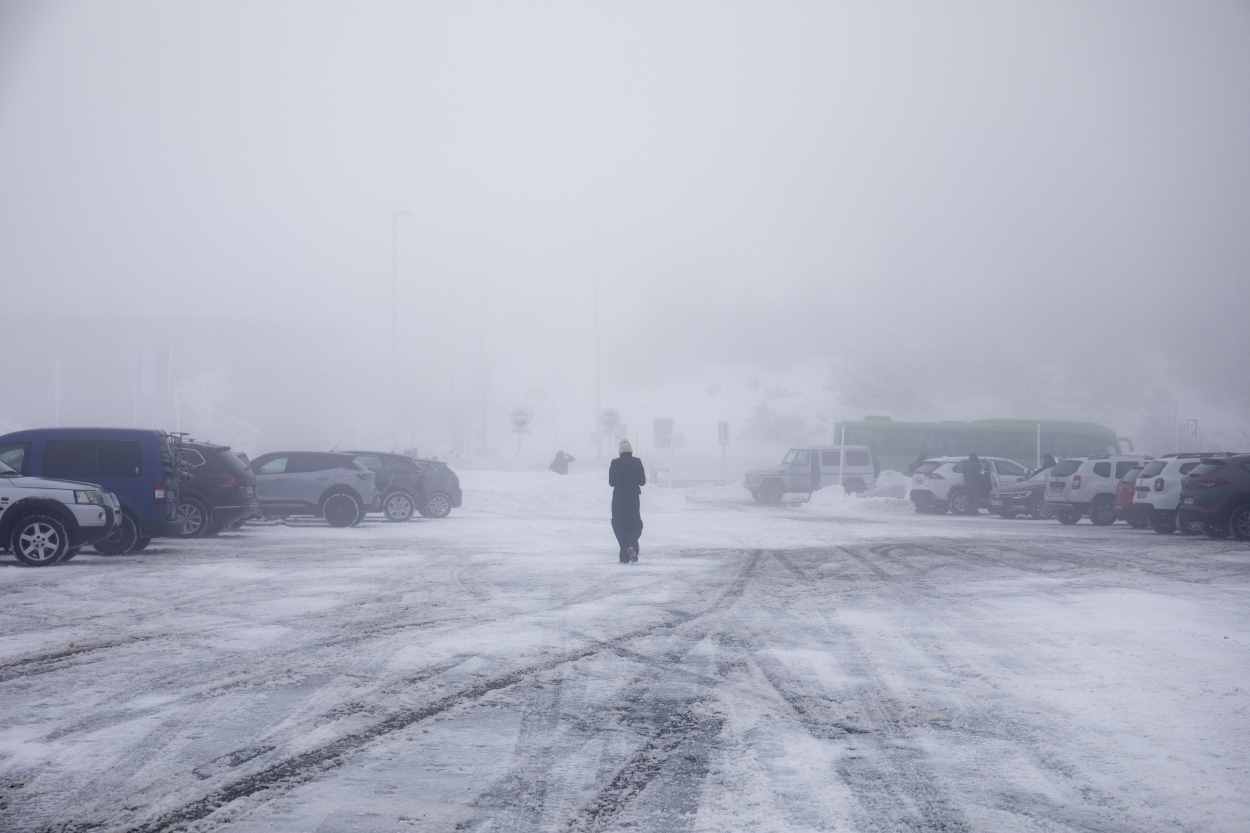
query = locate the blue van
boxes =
[0,428,180,554]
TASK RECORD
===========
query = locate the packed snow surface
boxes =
[1,470,1248,832]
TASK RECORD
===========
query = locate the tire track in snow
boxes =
[52,551,761,833]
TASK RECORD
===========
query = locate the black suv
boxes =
[1178,454,1250,540]
[174,441,260,537]
[344,451,462,521]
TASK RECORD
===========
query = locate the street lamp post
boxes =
[593,274,602,460]
[391,210,411,451]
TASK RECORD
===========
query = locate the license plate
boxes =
[1183,497,1195,505]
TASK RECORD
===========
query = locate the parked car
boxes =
[1115,464,1149,528]
[343,451,462,521]
[1133,453,1227,534]
[1045,454,1151,525]
[1177,454,1250,540]
[990,465,1054,519]
[745,446,878,504]
[249,452,377,527]
[0,457,118,565]
[910,456,1030,515]
[0,428,181,554]
[174,441,261,537]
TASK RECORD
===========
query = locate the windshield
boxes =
[0,459,17,475]
[915,461,944,475]
[1052,460,1082,477]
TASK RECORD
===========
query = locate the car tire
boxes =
[10,514,70,566]
[948,489,974,516]
[1057,508,1080,525]
[132,536,152,552]
[419,492,454,519]
[1228,504,1250,541]
[94,513,139,556]
[1127,512,1149,530]
[1150,510,1176,535]
[322,492,361,528]
[1204,522,1229,540]
[1089,501,1117,526]
[174,497,211,538]
[383,491,416,522]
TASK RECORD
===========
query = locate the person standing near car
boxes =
[961,453,986,511]
[609,439,645,563]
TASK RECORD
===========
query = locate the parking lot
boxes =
[2,472,1248,833]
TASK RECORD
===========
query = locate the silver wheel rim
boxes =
[427,495,451,516]
[18,521,61,563]
[386,494,413,519]
[177,502,204,535]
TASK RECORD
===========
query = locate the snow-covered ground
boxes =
[2,470,1248,833]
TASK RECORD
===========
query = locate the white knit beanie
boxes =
[618,439,632,454]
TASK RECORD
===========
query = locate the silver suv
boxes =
[0,458,118,565]
[1045,455,1151,525]
[249,452,377,527]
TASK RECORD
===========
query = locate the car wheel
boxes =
[323,492,361,528]
[1057,508,1080,525]
[419,492,454,519]
[1150,510,1176,535]
[1089,501,1116,526]
[1204,522,1229,540]
[383,491,416,522]
[174,498,210,538]
[132,536,152,552]
[94,513,139,555]
[10,514,70,566]
[1228,504,1250,541]
[948,489,973,516]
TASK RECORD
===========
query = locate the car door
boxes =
[992,459,1028,491]
[252,455,290,507]
[284,453,335,509]
[820,450,841,485]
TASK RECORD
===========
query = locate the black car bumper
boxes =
[212,501,261,528]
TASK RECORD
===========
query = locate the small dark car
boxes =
[0,427,180,554]
[174,441,260,537]
[990,465,1053,519]
[1178,454,1250,540]
[343,451,462,521]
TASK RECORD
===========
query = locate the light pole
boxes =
[391,210,411,450]
[593,273,602,460]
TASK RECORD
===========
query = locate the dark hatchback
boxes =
[175,441,260,537]
[0,427,180,554]
[344,451,462,521]
[1178,454,1250,540]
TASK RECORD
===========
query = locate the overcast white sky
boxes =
[2,1,1247,455]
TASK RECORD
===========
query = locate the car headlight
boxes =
[75,490,105,505]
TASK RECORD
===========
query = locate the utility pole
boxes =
[391,210,411,451]
[593,273,602,460]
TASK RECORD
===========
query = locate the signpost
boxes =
[510,408,532,456]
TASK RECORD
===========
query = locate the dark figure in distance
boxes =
[609,439,645,563]
[961,453,988,512]
[1031,453,1057,478]
[549,450,575,475]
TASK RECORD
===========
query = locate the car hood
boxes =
[2,475,101,492]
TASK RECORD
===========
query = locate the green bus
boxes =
[833,417,1125,474]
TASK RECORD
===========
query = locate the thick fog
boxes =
[2,1,1248,461]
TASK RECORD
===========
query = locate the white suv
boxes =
[910,456,1030,515]
[0,458,117,565]
[1135,453,1230,534]
[1045,455,1151,525]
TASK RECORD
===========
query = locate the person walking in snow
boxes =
[549,449,575,475]
[609,439,645,563]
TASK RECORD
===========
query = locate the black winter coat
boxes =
[609,453,646,516]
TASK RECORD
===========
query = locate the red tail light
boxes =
[1071,475,1082,490]
[1154,478,1165,492]
[218,475,239,489]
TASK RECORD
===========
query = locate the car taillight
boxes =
[219,475,239,489]
[1154,478,1165,492]
[1071,475,1082,490]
